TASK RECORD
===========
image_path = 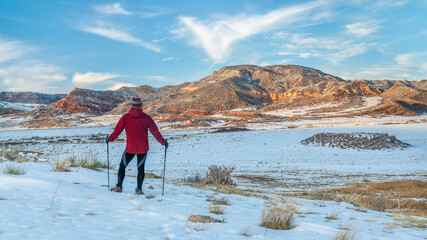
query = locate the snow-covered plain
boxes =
[0,122,426,239]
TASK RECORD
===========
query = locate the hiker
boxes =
[105,97,168,195]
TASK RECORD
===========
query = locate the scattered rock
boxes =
[148,185,154,189]
[187,215,222,223]
[301,132,410,150]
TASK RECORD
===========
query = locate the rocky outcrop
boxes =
[301,132,410,150]
[33,88,135,117]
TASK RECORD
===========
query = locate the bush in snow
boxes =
[204,164,236,186]
[260,204,296,230]
[182,165,236,186]
[1,163,28,175]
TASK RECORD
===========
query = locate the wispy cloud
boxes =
[142,75,174,83]
[0,38,67,92]
[94,3,131,15]
[174,1,330,63]
[72,72,119,85]
[81,25,161,52]
[339,52,427,80]
[0,39,34,63]
[346,21,380,37]
[162,56,178,61]
[276,33,371,64]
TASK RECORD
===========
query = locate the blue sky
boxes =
[0,0,426,93]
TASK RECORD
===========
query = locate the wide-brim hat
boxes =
[131,97,142,107]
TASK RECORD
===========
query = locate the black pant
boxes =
[117,151,147,189]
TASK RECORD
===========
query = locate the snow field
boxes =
[1,162,426,239]
[0,123,426,239]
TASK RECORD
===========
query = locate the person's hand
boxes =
[165,139,169,149]
[105,136,109,143]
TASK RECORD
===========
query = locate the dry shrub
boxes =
[260,204,296,230]
[181,165,236,187]
[50,159,71,172]
[332,229,358,240]
[205,164,235,186]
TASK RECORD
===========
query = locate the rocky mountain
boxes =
[0,92,66,104]
[138,65,385,114]
[367,85,427,115]
[32,88,137,117]
[18,65,427,121]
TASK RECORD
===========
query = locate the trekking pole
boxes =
[162,146,167,196]
[107,138,110,191]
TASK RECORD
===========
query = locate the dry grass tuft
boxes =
[50,159,71,172]
[332,229,358,240]
[1,163,28,175]
[260,204,296,230]
[207,196,230,206]
[68,154,109,171]
[209,204,225,215]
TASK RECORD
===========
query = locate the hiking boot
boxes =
[135,188,144,195]
[111,185,122,192]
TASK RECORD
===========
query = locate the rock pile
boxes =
[301,132,410,150]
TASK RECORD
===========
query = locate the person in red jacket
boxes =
[105,97,168,195]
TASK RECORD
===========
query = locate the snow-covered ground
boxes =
[0,123,426,239]
[0,101,42,111]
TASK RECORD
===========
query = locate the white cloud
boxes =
[174,1,329,63]
[94,3,131,15]
[81,25,161,52]
[346,21,380,37]
[108,82,136,90]
[162,56,178,61]
[72,72,120,85]
[1,60,67,92]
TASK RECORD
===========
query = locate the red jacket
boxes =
[108,107,166,154]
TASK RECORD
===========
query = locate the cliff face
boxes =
[33,88,135,117]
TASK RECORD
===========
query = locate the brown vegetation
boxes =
[301,180,427,217]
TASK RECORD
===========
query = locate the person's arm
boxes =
[147,115,166,145]
[108,115,126,142]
